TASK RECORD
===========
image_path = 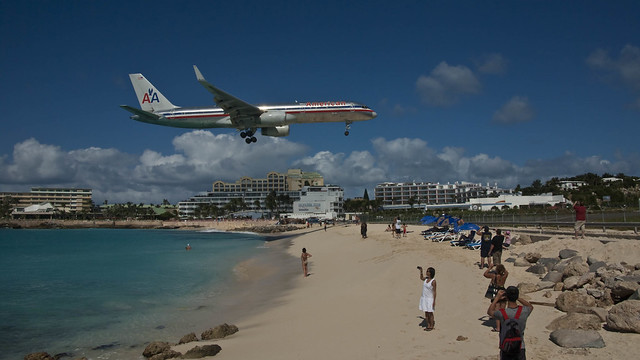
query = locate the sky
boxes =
[1,0,639,205]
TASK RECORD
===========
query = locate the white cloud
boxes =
[416,62,481,106]
[492,96,535,124]
[587,44,640,109]
[1,133,639,203]
[476,53,508,74]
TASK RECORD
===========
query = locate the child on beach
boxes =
[417,266,437,331]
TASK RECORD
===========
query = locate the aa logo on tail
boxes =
[142,89,160,104]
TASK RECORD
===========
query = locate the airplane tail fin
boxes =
[128,73,177,112]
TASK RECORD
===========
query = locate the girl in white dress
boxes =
[417,266,437,331]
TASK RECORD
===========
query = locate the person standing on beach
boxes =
[479,226,493,269]
[488,287,533,360]
[489,229,505,266]
[361,221,367,238]
[573,201,586,239]
[417,266,437,331]
[301,248,312,277]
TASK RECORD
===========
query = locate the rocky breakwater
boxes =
[510,246,640,349]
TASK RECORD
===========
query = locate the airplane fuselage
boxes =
[122,66,377,143]
[135,101,375,129]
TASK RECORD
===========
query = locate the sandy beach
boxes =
[167,223,640,360]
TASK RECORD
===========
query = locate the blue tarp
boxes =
[420,215,438,224]
[454,222,480,232]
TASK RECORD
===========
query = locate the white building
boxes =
[424,193,567,211]
[286,185,344,220]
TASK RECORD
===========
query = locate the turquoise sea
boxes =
[0,228,289,360]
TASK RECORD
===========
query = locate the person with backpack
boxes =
[487,286,533,360]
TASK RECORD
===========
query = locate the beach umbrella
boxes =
[420,215,438,224]
[456,223,480,231]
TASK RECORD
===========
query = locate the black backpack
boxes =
[499,306,523,355]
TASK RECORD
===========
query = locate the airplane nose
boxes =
[371,111,378,118]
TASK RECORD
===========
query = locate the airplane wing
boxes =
[193,65,263,128]
[120,105,162,120]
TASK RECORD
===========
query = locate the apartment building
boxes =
[374,181,500,207]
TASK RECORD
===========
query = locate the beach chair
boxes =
[450,231,475,247]
[465,240,481,250]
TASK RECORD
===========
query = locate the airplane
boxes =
[120,66,377,144]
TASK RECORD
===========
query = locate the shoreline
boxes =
[168,223,640,360]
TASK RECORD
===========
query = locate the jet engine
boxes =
[261,125,290,137]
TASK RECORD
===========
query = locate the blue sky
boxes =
[1,1,639,204]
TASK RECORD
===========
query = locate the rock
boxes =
[563,262,589,279]
[543,271,563,283]
[554,282,564,291]
[24,353,55,360]
[587,288,603,298]
[516,234,532,245]
[587,307,609,322]
[456,335,468,341]
[543,291,553,298]
[610,281,640,302]
[552,261,569,273]
[149,350,182,360]
[546,313,602,331]
[538,281,555,290]
[178,332,198,344]
[563,276,581,290]
[607,262,626,272]
[587,256,600,266]
[559,249,579,259]
[567,256,584,264]
[549,329,605,348]
[538,257,560,270]
[143,342,171,358]
[606,300,640,333]
[629,289,640,300]
[526,264,547,275]
[556,291,597,313]
[518,282,538,294]
[589,261,607,273]
[577,272,596,288]
[524,252,541,263]
[596,288,615,308]
[201,323,239,340]
[182,345,222,359]
[635,263,640,270]
[514,257,530,267]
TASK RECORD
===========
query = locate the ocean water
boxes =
[0,228,275,360]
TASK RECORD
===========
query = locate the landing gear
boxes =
[344,121,352,136]
[240,129,257,144]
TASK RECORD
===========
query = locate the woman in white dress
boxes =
[417,266,437,331]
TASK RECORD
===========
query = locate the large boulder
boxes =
[182,345,222,359]
[149,350,182,360]
[559,249,579,259]
[524,252,541,263]
[546,313,602,331]
[556,291,597,313]
[178,332,198,344]
[589,261,607,272]
[562,261,589,279]
[526,264,547,275]
[538,257,560,270]
[24,353,55,360]
[610,281,640,302]
[606,300,640,333]
[549,329,605,348]
[543,271,564,283]
[517,282,538,294]
[201,323,239,340]
[143,341,171,358]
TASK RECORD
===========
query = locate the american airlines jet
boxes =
[121,66,377,144]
